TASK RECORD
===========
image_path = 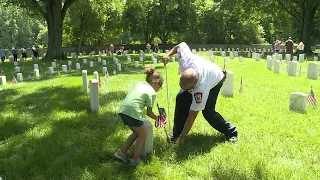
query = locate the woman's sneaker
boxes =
[129,158,141,166]
[114,150,129,163]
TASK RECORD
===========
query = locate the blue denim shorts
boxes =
[119,113,144,127]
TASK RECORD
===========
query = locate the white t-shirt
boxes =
[177,42,224,111]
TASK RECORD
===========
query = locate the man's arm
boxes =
[180,110,199,136]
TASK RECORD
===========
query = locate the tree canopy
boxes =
[1,0,320,56]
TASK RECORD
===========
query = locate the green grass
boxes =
[0,52,320,180]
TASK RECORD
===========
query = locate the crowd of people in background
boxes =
[0,46,39,63]
[273,37,305,57]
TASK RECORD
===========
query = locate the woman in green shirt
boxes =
[115,67,164,165]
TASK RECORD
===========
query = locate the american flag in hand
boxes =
[156,103,167,128]
[113,69,116,75]
[11,76,17,84]
[239,77,243,93]
[307,87,317,106]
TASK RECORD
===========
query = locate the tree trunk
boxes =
[301,10,312,53]
[45,1,66,61]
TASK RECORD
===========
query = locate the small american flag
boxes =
[307,87,317,106]
[28,73,32,80]
[104,71,109,79]
[98,76,102,87]
[239,77,243,93]
[299,64,302,73]
[11,76,17,84]
[113,69,116,75]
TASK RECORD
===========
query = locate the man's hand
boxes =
[176,133,186,147]
[162,55,170,65]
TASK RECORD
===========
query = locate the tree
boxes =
[276,0,320,52]
[6,0,78,60]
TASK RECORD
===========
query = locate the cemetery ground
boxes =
[0,52,319,180]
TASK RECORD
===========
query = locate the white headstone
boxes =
[83,59,87,64]
[52,62,56,68]
[82,70,88,93]
[314,56,318,61]
[62,65,68,73]
[102,67,107,75]
[248,52,251,58]
[299,54,305,63]
[14,61,18,66]
[0,76,6,85]
[293,56,297,61]
[139,56,143,62]
[307,62,319,80]
[49,67,54,75]
[102,60,107,66]
[34,64,39,70]
[93,71,99,80]
[89,61,94,68]
[90,79,99,112]
[117,63,121,71]
[230,51,234,59]
[289,92,307,113]
[240,56,244,62]
[221,71,234,97]
[152,58,157,64]
[17,73,23,82]
[267,58,272,71]
[76,63,81,70]
[274,60,280,74]
[127,57,131,63]
[15,67,21,73]
[285,54,291,61]
[135,61,139,67]
[68,61,72,66]
[288,61,297,76]
[139,118,153,157]
[34,69,40,78]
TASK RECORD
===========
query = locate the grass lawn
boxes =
[0,52,319,180]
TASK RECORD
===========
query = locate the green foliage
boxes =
[0,4,46,48]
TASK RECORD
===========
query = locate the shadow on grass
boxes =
[174,133,226,162]
[0,109,141,179]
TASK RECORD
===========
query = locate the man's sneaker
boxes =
[129,158,141,166]
[114,150,129,163]
[228,136,238,143]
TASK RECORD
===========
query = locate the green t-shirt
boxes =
[119,81,156,121]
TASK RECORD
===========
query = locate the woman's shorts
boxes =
[119,113,144,127]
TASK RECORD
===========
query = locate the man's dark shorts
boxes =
[119,113,144,127]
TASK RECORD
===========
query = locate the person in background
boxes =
[0,48,5,63]
[108,44,114,55]
[31,45,39,60]
[285,37,294,60]
[296,42,305,57]
[12,47,18,62]
[21,48,27,60]
[274,40,282,53]
[154,41,159,53]
[146,43,151,53]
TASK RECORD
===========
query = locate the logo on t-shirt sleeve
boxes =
[194,92,203,104]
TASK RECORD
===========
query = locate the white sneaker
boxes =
[114,150,129,163]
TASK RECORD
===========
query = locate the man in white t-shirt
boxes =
[162,42,238,146]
